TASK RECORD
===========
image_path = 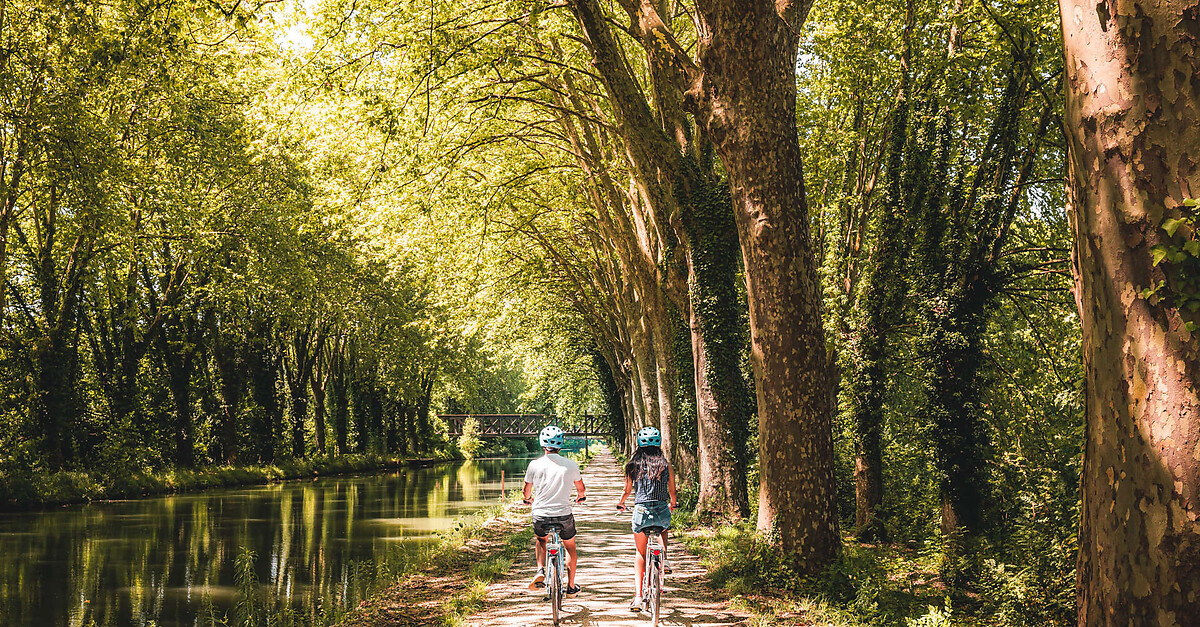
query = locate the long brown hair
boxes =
[625,446,669,482]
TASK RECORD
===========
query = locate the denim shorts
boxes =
[631,500,672,534]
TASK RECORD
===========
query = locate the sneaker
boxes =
[529,568,545,590]
[629,598,644,612]
[664,557,672,574]
[566,584,581,597]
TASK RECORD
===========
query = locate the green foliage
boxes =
[1142,199,1200,330]
[457,417,484,460]
[904,603,955,627]
[234,548,264,627]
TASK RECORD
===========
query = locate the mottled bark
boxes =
[688,0,839,570]
[1059,1,1200,624]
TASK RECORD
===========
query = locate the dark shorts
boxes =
[532,514,577,540]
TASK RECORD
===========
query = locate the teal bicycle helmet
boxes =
[637,426,661,447]
[539,424,566,449]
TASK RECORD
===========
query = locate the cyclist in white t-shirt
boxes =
[522,425,586,596]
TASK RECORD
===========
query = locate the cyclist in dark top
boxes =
[616,426,677,612]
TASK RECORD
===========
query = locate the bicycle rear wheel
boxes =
[648,556,661,626]
[550,557,562,626]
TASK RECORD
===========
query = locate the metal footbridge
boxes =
[439,414,607,437]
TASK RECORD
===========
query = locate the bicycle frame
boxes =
[640,529,665,626]
[617,503,668,627]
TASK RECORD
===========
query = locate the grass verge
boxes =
[677,521,974,627]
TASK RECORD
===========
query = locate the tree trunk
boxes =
[289,386,308,459]
[681,160,752,520]
[212,323,245,464]
[311,360,328,456]
[330,343,350,455]
[689,1,839,571]
[1059,1,1200,624]
[248,322,280,464]
[397,402,412,455]
[34,331,77,468]
[415,370,436,453]
[352,372,371,454]
[691,308,751,519]
[158,314,197,468]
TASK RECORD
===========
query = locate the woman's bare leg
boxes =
[633,532,648,598]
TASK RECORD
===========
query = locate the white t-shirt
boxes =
[524,453,582,518]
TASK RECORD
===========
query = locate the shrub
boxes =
[457,418,483,460]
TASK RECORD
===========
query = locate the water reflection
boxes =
[0,457,530,627]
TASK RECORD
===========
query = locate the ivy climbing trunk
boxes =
[690,0,839,570]
[1059,1,1200,624]
[682,161,752,520]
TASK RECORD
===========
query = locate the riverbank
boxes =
[336,499,534,627]
[0,452,458,511]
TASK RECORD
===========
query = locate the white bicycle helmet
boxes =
[539,424,566,449]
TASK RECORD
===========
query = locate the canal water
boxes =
[0,457,532,627]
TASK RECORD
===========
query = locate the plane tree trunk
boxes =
[1059,1,1200,623]
[687,0,840,570]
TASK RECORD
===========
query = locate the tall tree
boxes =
[1059,0,1200,623]
[687,0,840,567]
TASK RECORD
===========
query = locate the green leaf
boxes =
[1183,198,1199,208]
[1151,245,1169,266]
[1186,321,1198,333]
[1184,240,1200,258]
[1162,218,1185,237]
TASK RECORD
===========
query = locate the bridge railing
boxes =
[439,414,608,437]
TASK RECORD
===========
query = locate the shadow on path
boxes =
[466,449,749,626]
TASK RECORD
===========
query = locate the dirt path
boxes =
[465,448,749,627]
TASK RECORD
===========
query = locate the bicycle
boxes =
[543,521,567,626]
[618,506,667,626]
[525,497,584,626]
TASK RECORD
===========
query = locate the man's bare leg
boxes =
[564,537,578,587]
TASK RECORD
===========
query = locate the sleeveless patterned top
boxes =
[633,468,670,504]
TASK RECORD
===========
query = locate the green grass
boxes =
[0,452,455,510]
[438,519,533,626]
[680,522,972,627]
